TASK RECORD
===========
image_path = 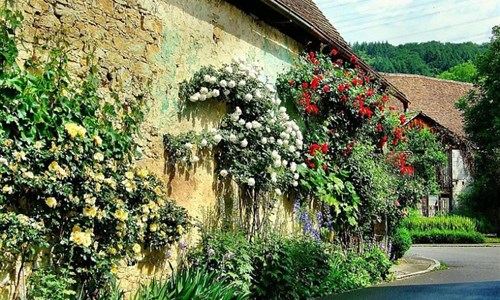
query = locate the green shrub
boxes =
[410,229,485,244]
[131,267,247,300]
[190,232,392,299]
[251,237,335,300]
[390,227,412,260]
[190,231,254,293]
[403,215,478,232]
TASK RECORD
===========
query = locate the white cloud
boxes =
[315,0,500,44]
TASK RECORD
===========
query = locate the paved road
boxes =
[326,246,500,299]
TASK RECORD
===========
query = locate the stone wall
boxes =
[3,0,302,295]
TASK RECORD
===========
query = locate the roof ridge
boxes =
[381,73,474,87]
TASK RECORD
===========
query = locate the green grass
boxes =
[484,237,500,243]
[403,215,478,232]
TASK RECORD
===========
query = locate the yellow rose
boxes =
[110,265,118,274]
[177,225,185,235]
[2,185,13,194]
[34,141,43,150]
[64,123,79,139]
[136,169,149,178]
[83,206,97,218]
[132,243,141,254]
[45,197,58,208]
[150,223,158,232]
[93,135,102,146]
[93,153,104,162]
[125,171,134,180]
[114,209,128,222]
[109,247,117,255]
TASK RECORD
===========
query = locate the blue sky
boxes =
[314,0,500,45]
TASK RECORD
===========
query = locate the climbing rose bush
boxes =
[0,9,188,295]
[166,57,304,194]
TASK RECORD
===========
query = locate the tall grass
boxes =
[403,215,478,232]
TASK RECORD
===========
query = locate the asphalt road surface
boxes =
[325,246,500,300]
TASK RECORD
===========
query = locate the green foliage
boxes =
[0,8,189,296]
[352,41,487,77]
[390,227,412,260]
[190,231,254,293]
[131,268,247,300]
[398,128,447,195]
[27,266,77,300]
[403,215,478,232]
[437,61,478,83]
[189,231,392,299]
[410,229,485,244]
[251,237,335,299]
[456,26,500,233]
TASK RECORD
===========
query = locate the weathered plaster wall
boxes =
[4,0,302,295]
[451,149,472,208]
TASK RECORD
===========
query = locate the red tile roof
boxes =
[382,73,473,137]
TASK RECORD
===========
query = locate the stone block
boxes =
[95,0,114,14]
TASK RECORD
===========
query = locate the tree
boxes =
[437,61,478,83]
[456,26,500,232]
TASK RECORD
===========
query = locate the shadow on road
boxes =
[321,281,500,300]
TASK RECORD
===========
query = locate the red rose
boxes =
[382,94,388,102]
[311,77,319,90]
[302,82,309,89]
[377,123,383,132]
[322,164,327,171]
[331,49,338,56]
[321,143,328,154]
[399,114,406,124]
[309,163,316,169]
[350,55,358,64]
[323,85,330,93]
[309,144,321,156]
[341,95,348,102]
[366,89,374,97]
[389,106,396,111]
[337,84,345,92]
[289,79,295,86]
[365,76,370,83]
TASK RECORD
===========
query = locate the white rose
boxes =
[279,107,286,113]
[252,121,261,129]
[273,160,281,168]
[290,162,297,172]
[277,139,283,146]
[189,93,200,102]
[282,160,288,167]
[203,74,211,82]
[184,142,193,149]
[224,90,230,96]
[238,80,246,87]
[192,156,200,163]
[200,87,209,94]
[271,150,279,159]
[200,139,208,147]
[209,76,217,84]
[245,122,253,130]
[247,178,255,186]
[235,107,242,115]
[0,157,7,165]
[199,94,207,101]
[220,80,227,87]
[228,80,236,88]
[275,188,282,195]
[283,139,289,146]
[238,119,245,125]
[220,169,228,177]
[294,173,300,180]
[212,89,220,97]
[229,134,238,143]
[241,139,248,148]
[261,137,267,144]
[293,181,299,187]
[244,93,253,101]
[225,66,233,74]
[214,134,222,143]
[255,90,262,98]
[269,137,275,143]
